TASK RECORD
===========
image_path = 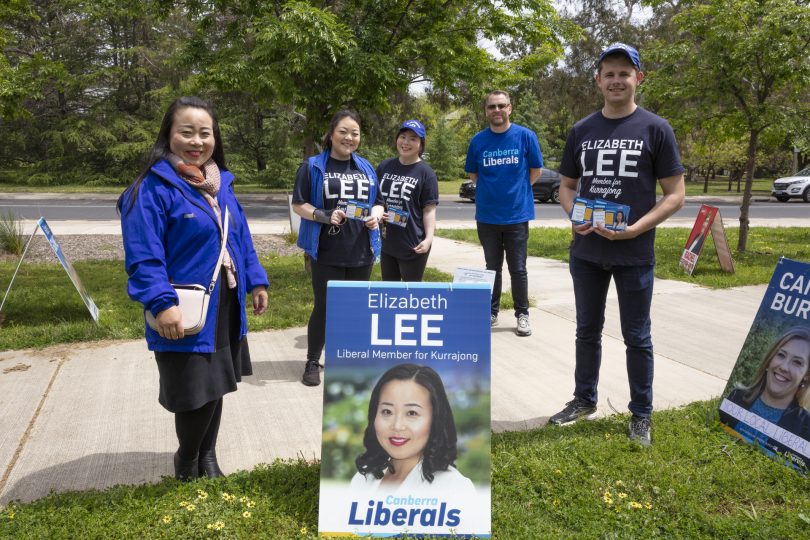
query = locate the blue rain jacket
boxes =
[120,160,269,352]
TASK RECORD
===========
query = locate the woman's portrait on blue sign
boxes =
[350,364,476,496]
[720,326,810,471]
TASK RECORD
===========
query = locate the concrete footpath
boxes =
[0,213,774,505]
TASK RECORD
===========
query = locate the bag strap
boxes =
[207,206,230,294]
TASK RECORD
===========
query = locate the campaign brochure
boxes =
[318,281,492,538]
[570,197,593,225]
[596,198,630,231]
[570,197,629,230]
[718,258,810,473]
[338,199,371,221]
[386,207,409,228]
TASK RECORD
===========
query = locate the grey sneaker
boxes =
[549,398,597,425]
[629,415,652,446]
[301,360,321,386]
[516,314,531,336]
[490,314,498,327]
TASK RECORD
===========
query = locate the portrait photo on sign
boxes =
[718,259,810,473]
[318,360,491,535]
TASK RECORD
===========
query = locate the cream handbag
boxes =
[145,207,230,336]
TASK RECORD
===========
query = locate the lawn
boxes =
[437,226,810,289]
[0,255,453,351]
[1,400,808,539]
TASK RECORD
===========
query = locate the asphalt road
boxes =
[1,195,807,223]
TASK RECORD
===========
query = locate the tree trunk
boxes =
[703,172,710,193]
[254,111,266,171]
[737,129,760,253]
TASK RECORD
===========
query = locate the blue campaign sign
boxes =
[38,218,99,322]
[318,281,491,538]
[719,258,810,472]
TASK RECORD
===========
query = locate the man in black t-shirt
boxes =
[548,44,685,446]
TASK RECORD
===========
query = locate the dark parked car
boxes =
[459,168,561,203]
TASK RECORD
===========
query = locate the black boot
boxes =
[198,449,225,478]
[174,451,199,481]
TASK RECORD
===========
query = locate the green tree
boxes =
[645,0,810,251]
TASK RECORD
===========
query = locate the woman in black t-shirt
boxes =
[376,119,439,282]
[292,110,384,386]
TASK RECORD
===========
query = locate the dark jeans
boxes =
[308,259,373,361]
[569,256,655,417]
[380,251,430,282]
[476,221,529,317]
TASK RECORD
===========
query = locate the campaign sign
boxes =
[318,281,491,538]
[37,218,99,322]
[718,258,810,473]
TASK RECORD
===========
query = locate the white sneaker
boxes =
[490,314,498,327]
[516,314,531,336]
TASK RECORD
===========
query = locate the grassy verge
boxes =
[437,226,810,288]
[2,400,808,539]
[0,255,453,351]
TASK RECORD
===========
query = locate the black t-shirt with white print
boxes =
[376,158,440,260]
[559,107,684,266]
[292,156,383,267]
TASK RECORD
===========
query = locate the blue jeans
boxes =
[476,221,529,318]
[569,256,655,417]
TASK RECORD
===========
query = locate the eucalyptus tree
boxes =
[644,0,810,251]
[187,0,572,159]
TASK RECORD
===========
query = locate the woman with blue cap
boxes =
[376,119,439,282]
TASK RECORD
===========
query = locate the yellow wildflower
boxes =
[630,501,642,509]
[604,432,611,439]
[246,500,256,508]
[645,502,653,510]
[243,511,252,518]
[554,469,562,475]
[614,480,624,487]
[196,489,208,500]
[552,499,560,506]
[239,496,248,503]
[162,515,172,524]
[185,504,196,512]
[7,511,15,520]
[618,492,628,499]
[179,501,189,507]
[300,526,309,535]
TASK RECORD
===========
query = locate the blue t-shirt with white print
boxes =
[559,107,684,266]
[464,123,543,225]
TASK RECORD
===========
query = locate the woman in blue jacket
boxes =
[292,110,384,387]
[119,96,269,480]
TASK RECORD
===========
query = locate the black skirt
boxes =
[155,271,252,412]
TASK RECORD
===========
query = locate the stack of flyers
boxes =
[337,200,370,220]
[570,197,593,224]
[385,207,409,227]
[596,198,630,231]
[569,197,630,231]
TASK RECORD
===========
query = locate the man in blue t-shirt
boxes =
[464,90,543,337]
[548,44,685,447]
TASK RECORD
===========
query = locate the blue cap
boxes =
[598,43,641,70]
[399,119,426,140]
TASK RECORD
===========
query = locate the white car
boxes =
[772,166,810,202]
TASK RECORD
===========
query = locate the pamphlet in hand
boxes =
[337,199,371,221]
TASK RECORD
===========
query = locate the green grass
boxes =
[678,177,773,197]
[437,226,810,288]
[2,401,808,539]
[0,255,453,351]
